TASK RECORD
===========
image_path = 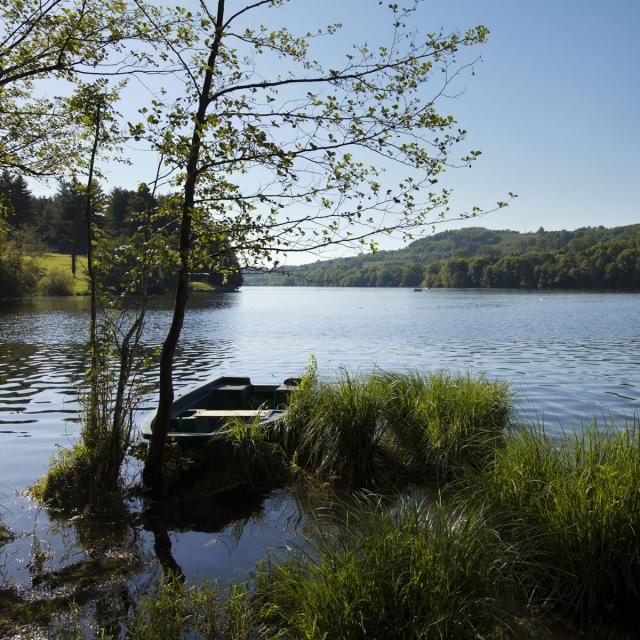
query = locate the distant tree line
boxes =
[0,171,243,296]
[245,225,640,290]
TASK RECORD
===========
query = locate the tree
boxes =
[140,0,510,494]
[0,171,34,228]
[48,181,87,271]
[105,184,160,237]
[0,0,180,177]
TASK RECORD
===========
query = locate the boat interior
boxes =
[169,376,298,434]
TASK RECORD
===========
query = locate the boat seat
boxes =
[191,408,271,433]
[191,409,270,418]
[274,383,297,407]
[209,383,252,409]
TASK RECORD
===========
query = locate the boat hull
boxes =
[140,376,298,446]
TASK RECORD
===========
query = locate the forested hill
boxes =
[243,225,640,290]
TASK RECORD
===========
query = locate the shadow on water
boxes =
[1,486,301,636]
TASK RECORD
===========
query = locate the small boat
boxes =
[141,376,299,446]
[413,287,423,292]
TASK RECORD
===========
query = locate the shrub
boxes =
[478,421,640,623]
[258,494,513,639]
[39,267,74,296]
[0,237,41,297]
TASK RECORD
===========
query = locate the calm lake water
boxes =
[1,288,639,601]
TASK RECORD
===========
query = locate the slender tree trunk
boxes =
[142,0,226,496]
[84,102,101,436]
[71,212,77,277]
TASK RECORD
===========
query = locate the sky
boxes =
[31,0,640,248]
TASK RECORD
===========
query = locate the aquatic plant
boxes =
[194,416,290,494]
[285,368,385,487]
[125,574,255,640]
[477,420,640,624]
[257,493,514,639]
[375,370,512,480]
[283,364,512,487]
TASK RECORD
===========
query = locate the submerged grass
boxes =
[125,574,254,640]
[476,420,640,624]
[257,493,516,639]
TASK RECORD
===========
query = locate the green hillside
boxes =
[244,225,640,290]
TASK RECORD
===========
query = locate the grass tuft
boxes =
[31,442,97,510]
[376,370,511,480]
[203,416,290,491]
[285,368,385,486]
[257,493,513,639]
[477,420,640,623]
[282,363,512,487]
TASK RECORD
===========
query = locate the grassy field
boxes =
[36,253,89,295]
[34,253,214,295]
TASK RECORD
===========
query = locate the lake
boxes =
[1,288,639,595]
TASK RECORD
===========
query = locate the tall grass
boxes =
[477,420,640,623]
[284,370,385,486]
[375,370,511,479]
[258,493,514,639]
[125,574,255,640]
[282,364,512,487]
[199,416,290,493]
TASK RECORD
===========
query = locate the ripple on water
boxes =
[0,289,638,588]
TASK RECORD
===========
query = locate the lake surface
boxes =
[1,288,639,598]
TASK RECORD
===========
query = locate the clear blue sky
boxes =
[39,0,639,239]
[414,0,640,234]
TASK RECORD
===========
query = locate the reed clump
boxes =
[256,494,514,639]
[183,416,291,496]
[282,364,512,487]
[477,420,640,624]
[375,370,511,479]
[284,369,385,486]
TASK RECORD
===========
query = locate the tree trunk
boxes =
[142,0,226,496]
[84,102,101,437]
